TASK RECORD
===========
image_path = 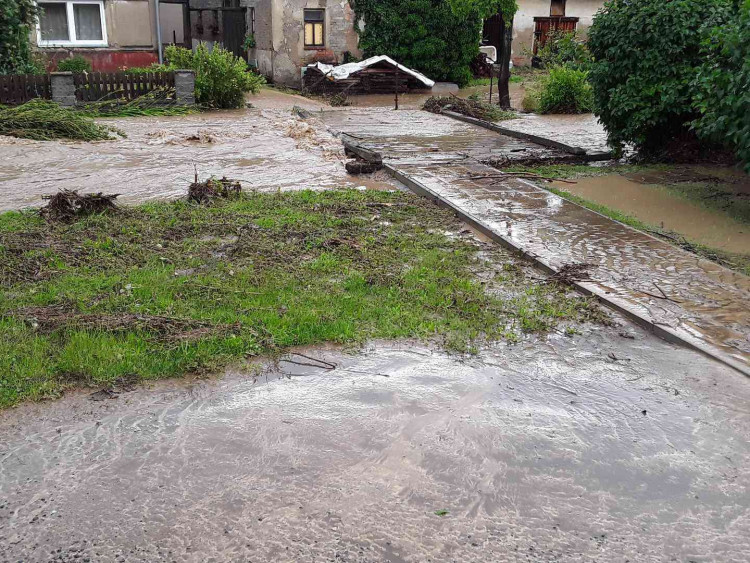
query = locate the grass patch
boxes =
[0,99,123,141]
[0,189,604,408]
[76,90,197,118]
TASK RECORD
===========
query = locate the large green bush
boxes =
[537,31,591,70]
[164,44,264,108]
[693,0,750,172]
[536,66,593,114]
[57,56,91,73]
[588,0,733,153]
[0,0,42,75]
[350,0,482,86]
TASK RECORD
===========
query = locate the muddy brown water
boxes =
[0,105,403,212]
[554,173,750,254]
[1,325,749,562]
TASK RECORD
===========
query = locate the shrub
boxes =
[122,64,173,75]
[693,0,750,172]
[57,56,91,73]
[164,44,265,108]
[535,66,593,114]
[349,0,482,86]
[0,0,40,75]
[588,0,733,153]
[537,31,591,70]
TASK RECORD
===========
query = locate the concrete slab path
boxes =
[322,109,750,375]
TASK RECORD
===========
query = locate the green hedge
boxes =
[350,0,481,86]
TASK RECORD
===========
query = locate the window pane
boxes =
[39,3,70,41]
[305,9,324,22]
[314,23,323,45]
[304,23,314,45]
[74,4,103,41]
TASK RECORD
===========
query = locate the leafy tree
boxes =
[0,0,39,75]
[587,0,733,154]
[693,0,750,171]
[350,0,483,86]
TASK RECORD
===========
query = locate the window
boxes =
[304,9,324,47]
[37,1,107,46]
[250,7,255,34]
[550,0,566,17]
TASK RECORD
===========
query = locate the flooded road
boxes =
[555,174,750,254]
[0,104,400,212]
[320,109,750,374]
[2,324,749,562]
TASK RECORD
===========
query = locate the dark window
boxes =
[550,0,566,17]
[304,9,324,47]
[223,0,240,7]
[250,7,255,34]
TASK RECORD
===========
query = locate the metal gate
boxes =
[222,8,247,59]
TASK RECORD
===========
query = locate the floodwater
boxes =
[320,109,750,373]
[2,326,749,562]
[0,101,402,212]
[554,173,750,254]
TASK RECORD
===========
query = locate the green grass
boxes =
[0,99,123,141]
[0,189,604,408]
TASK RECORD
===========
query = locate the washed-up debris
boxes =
[346,159,382,174]
[549,262,594,285]
[423,95,515,122]
[188,176,242,203]
[40,189,119,222]
[16,305,240,342]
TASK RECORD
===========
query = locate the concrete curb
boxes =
[382,163,749,377]
[440,110,614,161]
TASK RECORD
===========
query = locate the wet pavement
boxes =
[1,323,749,562]
[0,103,401,212]
[321,109,750,374]
[498,113,611,155]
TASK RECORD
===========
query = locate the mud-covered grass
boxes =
[0,189,605,408]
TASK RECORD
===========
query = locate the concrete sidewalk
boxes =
[322,109,750,375]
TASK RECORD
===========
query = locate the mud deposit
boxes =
[554,174,750,254]
[1,324,749,562]
[0,107,401,212]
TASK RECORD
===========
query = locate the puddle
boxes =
[1,333,748,561]
[553,173,750,254]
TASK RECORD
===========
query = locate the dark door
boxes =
[222,8,247,59]
[482,13,504,55]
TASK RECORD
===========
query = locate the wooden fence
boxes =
[0,74,52,105]
[73,71,176,102]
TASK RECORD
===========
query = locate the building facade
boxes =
[32,0,188,71]
[187,0,360,87]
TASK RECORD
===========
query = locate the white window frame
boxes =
[36,0,108,48]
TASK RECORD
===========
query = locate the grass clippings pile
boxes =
[188,177,242,203]
[423,95,516,122]
[0,99,123,141]
[76,89,196,118]
[0,189,605,407]
[40,190,119,222]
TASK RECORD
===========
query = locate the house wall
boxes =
[32,0,161,71]
[511,0,603,65]
[188,0,360,87]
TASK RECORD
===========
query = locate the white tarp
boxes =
[308,55,435,88]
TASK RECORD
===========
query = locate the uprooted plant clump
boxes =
[0,188,607,407]
[188,176,242,203]
[40,189,119,222]
[0,99,124,141]
[423,95,516,122]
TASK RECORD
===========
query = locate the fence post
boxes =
[50,72,76,106]
[174,70,195,105]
